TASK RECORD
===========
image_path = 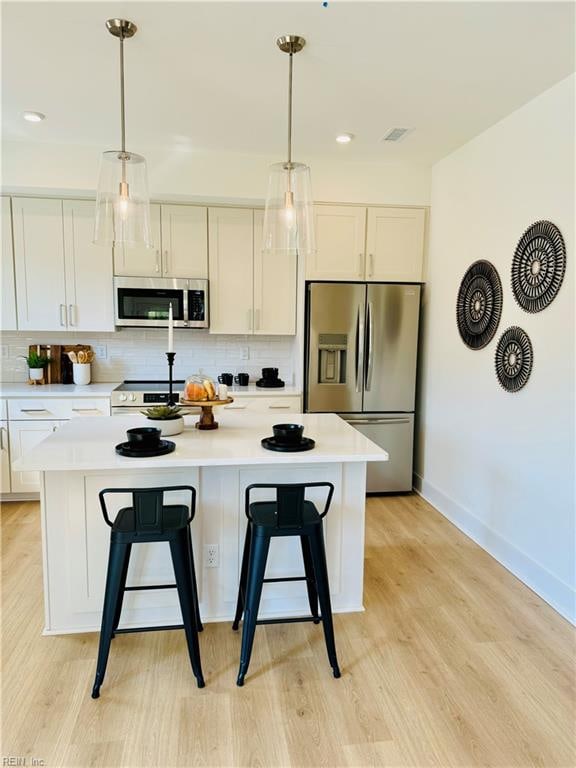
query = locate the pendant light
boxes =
[262,36,315,256]
[94,19,151,248]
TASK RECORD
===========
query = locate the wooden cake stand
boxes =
[179,397,234,430]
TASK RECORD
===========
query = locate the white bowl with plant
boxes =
[141,405,186,436]
[22,351,51,382]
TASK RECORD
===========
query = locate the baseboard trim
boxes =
[413,473,575,625]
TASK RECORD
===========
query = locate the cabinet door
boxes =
[253,210,297,335]
[63,200,114,332]
[208,208,253,334]
[9,419,65,493]
[161,205,208,278]
[12,198,67,331]
[306,205,366,281]
[365,207,426,282]
[1,198,17,331]
[1,421,10,494]
[113,203,162,276]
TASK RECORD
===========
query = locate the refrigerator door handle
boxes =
[365,301,374,391]
[355,303,365,393]
[346,417,411,425]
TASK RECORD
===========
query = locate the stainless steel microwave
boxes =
[114,277,209,328]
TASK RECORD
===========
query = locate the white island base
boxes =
[18,413,388,635]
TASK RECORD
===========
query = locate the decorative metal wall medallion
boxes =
[495,327,533,392]
[511,220,566,312]
[456,260,503,349]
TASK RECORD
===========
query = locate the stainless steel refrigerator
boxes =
[304,282,421,492]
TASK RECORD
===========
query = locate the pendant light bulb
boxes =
[262,36,315,257]
[94,19,152,248]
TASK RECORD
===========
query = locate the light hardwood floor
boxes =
[2,494,575,767]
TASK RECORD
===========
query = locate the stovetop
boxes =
[112,380,185,406]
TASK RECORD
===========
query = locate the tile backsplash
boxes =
[0,329,296,385]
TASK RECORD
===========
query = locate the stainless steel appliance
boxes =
[304,282,421,492]
[114,277,209,328]
[111,380,200,415]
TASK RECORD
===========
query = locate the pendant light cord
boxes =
[119,28,126,154]
[287,51,293,167]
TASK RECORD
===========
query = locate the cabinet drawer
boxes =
[8,398,110,420]
[223,396,301,413]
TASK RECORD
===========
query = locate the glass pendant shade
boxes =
[262,161,315,256]
[94,150,152,247]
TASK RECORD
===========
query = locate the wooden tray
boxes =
[179,397,234,430]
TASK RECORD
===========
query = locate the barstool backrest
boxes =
[245,482,334,529]
[98,485,196,533]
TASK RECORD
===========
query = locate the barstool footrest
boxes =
[262,576,308,584]
[114,623,184,635]
[124,584,177,591]
[255,615,321,626]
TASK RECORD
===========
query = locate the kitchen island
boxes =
[14,412,387,635]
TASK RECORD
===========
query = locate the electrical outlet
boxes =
[241,346,250,360]
[93,344,107,360]
[204,544,219,568]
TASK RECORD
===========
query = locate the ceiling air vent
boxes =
[382,127,412,143]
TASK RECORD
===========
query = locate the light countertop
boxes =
[14,412,388,472]
[0,383,121,399]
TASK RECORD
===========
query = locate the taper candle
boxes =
[168,303,174,353]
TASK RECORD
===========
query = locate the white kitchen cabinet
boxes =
[9,419,65,493]
[63,200,114,331]
[1,421,10,494]
[113,204,162,276]
[222,395,301,413]
[208,207,254,334]
[306,205,367,281]
[12,198,67,331]
[365,207,426,282]
[253,210,297,335]
[1,197,17,331]
[161,205,208,278]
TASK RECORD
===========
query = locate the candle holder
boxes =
[166,352,176,405]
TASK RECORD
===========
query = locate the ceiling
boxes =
[2,1,574,165]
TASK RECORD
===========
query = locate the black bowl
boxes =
[126,427,161,449]
[272,423,304,445]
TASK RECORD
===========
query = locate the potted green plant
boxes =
[22,351,51,383]
[140,405,186,436]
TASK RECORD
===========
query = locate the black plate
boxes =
[115,440,176,458]
[256,379,285,388]
[261,436,315,452]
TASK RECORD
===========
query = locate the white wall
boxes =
[1,140,431,207]
[416,75,575,622]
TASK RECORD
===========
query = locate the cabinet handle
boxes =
[59,304,67,326]
[164,249,170,275]
[71,408,101,414]
[52,425,58,432]
[358,253,363,276]
[268,405,290,409]
[254,309,260,331]
[224,405,247,410]
[155,250,160,273]
[0,427,5,451]
[68,304,76,326]
[368,254,374,277]
[20,408,50,414]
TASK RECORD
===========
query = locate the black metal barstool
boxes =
[232,482,341,686]
[91,485,204,698]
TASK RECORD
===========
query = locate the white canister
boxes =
[217,383,228,400]
[73,363,91,386]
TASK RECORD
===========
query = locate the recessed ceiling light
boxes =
[23,111,45,123]
[336,133,354,144]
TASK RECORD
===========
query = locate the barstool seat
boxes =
[233,482,341,686]
[91,485,204,699]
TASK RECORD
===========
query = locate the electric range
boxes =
[111,380,186,410]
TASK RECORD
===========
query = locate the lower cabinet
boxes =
[222,396,301,414]
[1,421,10,493]
[9,419,66,494]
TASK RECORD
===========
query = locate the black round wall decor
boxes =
[456,260,503,349]
[495,326,533,392]
[511,220,566,313]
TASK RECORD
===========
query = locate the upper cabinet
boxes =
[365,207,426,282]
[113,204,162,276]
[113,204,208,278]
[62,200,114,331]
[12,197,114,332]
[1,197,17,331]
[209,208,297,336]
[208,207,254,334]
[307,205,367,281]
[305,204,426,283]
